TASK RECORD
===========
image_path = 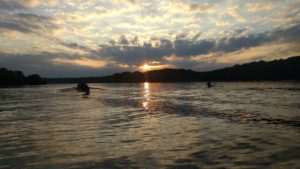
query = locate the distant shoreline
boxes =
[2,56,300,85]
[45,56,300,84]
[41,80,300,85]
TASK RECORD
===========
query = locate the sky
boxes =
[0,0,300,77]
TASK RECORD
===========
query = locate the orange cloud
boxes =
[52,57,110,68]
[22,0,39,8]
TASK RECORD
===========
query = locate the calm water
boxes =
[0,82,299,169]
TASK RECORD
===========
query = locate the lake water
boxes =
[0,82,299,169]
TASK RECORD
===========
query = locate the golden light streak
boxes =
[142,82,150,110]
[139,63,172,71]
[52,57,109,68]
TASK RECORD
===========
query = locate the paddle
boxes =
[58,87,105,92]
[89,87,105,90]
[58,87,76,92]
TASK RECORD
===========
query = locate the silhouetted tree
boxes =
[0,68,26,85]
[26,74,46,85]
[96,56,300,82]
[0,68,45,86]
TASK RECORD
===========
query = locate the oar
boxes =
[90,87,105,90]
[58,87,76,92]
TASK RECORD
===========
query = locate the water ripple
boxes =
[0,82,299,168]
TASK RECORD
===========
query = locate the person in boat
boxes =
[76,82,90,95]
[207,81,212,88]
[83,84,90,95]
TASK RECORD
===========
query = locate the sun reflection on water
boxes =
[143,82,150,110]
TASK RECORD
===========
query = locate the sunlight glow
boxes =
[144,82,149,89]
[139,63,172,72]
[52,57,108,68]
[141,64,151,71]
[143,82,150,110]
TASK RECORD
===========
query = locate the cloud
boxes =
[98,45,171,65]
[111,0,135,4]
[22,0,39,8]
[215,32,275,53]
[119,35,130,45]
[0,52,124,77]
[94,23,300,67]
[0,11,103,55]
[0,0,27,10]
[216,43,300,64]
[99,34,216,64]
[57,41,97,54]
[274,23,300,43]
[0,12,58,35]
[226,6,245,22]
[0,21,32,33]
[1,22,300,77]
[169,1,215,14]
[52,57,110,68]
[189,3,215,14]
[246,1,276,12]
[45,0,59,7]
[0,0,41,10]
[174,37,215,56]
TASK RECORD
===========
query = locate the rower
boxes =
[84,84,90,95]
[207,81,212,88]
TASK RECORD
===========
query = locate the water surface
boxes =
[0,82,299,168]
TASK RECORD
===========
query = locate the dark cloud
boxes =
[58,41,97,54]
[16,13,52,22]
[97,35,216,65]
[274,23,300,43]
[0,12,58,34]
[0,52,124,77]
[96,23,300,66]
[0,11,95,55]
[216,23,300,52]
[130,36,139,45]
[215,32,276,52]
[119,35,129,45]
[232,28,249,36]
[0,21,32,33]
[98,45,171,65]
[0,0,27,10]
[159,38,173,49]
[174,38,215,56]
[191,32,202,41]
[189,3,214,13]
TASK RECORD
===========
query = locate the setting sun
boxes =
[142,64,150,71]
[139,63,172,72]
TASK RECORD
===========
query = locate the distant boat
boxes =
[207,81,212,88]
[76,82,90,95]
[58,83,105,94]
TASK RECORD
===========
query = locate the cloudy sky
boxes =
[0,0,300,77]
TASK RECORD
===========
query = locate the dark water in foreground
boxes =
[0,82,299,169]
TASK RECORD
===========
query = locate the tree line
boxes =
[96,56,300,83]
[2,55,299,85]
[0,68,45,86]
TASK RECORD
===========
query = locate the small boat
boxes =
[76,82,90,95]
[207,81,213,88]
[58,83,104,94]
